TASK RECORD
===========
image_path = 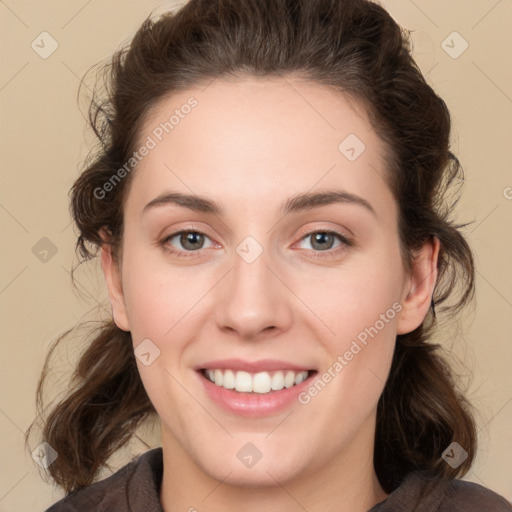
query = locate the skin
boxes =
[101,76,439,512]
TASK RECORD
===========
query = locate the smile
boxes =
[202,368,311,394]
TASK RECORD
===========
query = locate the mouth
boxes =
[196,362,318,417]
[200,368,315,394]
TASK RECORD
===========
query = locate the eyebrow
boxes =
[142,189,376,217]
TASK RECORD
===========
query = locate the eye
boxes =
[160,228,353,259]
[161,230,215,257]
[296,230,353,258]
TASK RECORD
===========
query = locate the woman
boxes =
[28,0,512,510]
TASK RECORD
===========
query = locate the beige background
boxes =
[1,0,511,510]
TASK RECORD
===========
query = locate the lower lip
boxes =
[197,370,316,418]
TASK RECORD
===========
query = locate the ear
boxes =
[397,236,440,335]
[100,229,130,331]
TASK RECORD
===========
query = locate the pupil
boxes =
[182,232,203,249]
[313,232,332,250]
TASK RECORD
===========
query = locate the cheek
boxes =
[123,275,171,341]
[301,247,404,342]
[297,250,402,412]
[120,246,203,341]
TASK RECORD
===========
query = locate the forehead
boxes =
[126,76,394,220]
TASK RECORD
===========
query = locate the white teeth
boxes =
[253,372,272,393]
[294,372,306,385]
[204,369,309,393]
[235,371,252,392]
[214,369,223,387]
[271,371,285,391]
[223,369,235,389]
[284,371,296,388]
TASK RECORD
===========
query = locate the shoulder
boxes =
[440,478,512,511]
[371,470,512,512]
[43,447,163,512]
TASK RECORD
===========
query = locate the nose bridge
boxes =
[215,236,292,339]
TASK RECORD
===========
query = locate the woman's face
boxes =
[103,76,435,487]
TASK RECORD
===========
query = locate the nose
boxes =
[215,244,293,342]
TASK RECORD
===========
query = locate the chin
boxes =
[184,435,306,488]
[204,459,303,488]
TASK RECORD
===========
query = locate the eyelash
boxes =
[160,228,353,260]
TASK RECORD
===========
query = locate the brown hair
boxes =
[26,0,477,495]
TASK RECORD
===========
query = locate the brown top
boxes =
[44,447,512,512]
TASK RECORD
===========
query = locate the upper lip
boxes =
[196,358,315,373]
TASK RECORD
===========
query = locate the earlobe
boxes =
[396,236,440,335]
[100,231,130,332]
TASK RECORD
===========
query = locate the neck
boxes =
[159,417,388,512]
